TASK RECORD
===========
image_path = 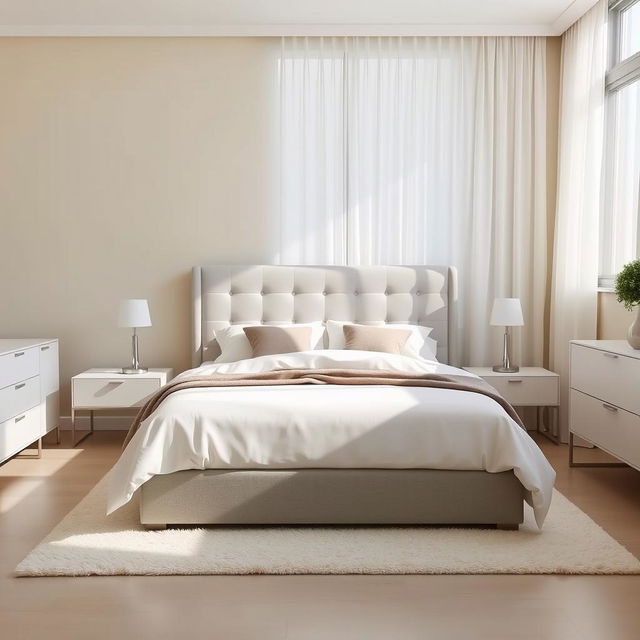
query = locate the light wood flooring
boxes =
[1,431,640,640]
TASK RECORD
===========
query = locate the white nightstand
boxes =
[463,367,560,443]
[71,368,173,446]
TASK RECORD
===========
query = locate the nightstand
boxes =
[71,368,173,446]
[463,367,560,443]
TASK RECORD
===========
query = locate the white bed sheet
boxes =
[107,350,556,527]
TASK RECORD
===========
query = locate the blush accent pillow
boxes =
[343,324,412,355]
[243,325,314,357]
[214,322,325,363]
[326,320,437,361]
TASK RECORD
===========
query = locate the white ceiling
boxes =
[0,0,600,37]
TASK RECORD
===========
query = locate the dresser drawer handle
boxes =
[15,414,26,423]
[603,352,618,359]
[41,345,50,351]
[14,383,26,390]
[14,352,25,358]
[507,379,523,383]
[602,403,618,412]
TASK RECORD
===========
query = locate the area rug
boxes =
[15,475,640,576]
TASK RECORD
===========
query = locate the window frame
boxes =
[600,0,640,288]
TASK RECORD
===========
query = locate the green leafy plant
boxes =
[615,259,640,311]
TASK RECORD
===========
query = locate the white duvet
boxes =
[107,350,556,527]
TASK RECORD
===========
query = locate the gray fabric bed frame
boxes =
[139,265,525,530]
[141,469,524,530]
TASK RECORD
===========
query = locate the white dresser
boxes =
[570,340,640,469]
[0,339,60,463]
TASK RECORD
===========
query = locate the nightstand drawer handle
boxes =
[507,379,523,383]
[14,383,26,390]
[41,345,50,351]
[603,353,618,359]
[14,352,25,358]
[15,414,26,423]
[602,403,618,412]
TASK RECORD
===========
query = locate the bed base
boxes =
[140,469,524,530]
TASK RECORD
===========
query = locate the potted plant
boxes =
[615,259,640,349]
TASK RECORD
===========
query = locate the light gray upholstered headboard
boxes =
[192,265,458,367]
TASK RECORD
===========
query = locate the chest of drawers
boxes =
[570,340,640,470]
[0,339,59,463]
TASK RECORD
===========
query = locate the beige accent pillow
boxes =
[243,326,313,357]
[214,323,325,363]
[326,320,436,360]
[343,324,411,354]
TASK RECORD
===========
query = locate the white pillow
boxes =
[215,322,326,363]
[326,320,437,361]
[421,336,439,362]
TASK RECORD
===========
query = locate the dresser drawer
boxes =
[0,347,39,390]
[72,377,161,409]
[0,405,42,462]
[485,375,558,406]
[571,343,640,414]
[570,389,640,470]
[0,375,40,423]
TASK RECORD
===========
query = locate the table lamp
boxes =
[118,299,152,374]
[490,298,524,373]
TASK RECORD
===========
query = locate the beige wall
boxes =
[0,38,281,412]
[598,292,634,339]
[0,36,564,415]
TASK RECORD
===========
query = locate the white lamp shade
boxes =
[118,299,152,328]
[490,298,524,327]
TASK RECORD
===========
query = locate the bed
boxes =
[106,265,555,530]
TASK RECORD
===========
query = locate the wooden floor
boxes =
[1,432,640,640]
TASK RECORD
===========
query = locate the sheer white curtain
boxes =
[280,36,547,367]
[550,0,607,441]
[279,38,346,264]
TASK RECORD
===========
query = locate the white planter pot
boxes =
[628,307,640,349]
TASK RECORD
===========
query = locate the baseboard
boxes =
[58,415,133,431]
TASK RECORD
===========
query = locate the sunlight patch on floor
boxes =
[54,530,208,558]
[0,448,84,478]
[0,449,85,513]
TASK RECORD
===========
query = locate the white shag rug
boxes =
[16,475,640,576]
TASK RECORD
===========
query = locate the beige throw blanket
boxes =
[124,369,525,448]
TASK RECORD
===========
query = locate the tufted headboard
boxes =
[192,265,458,367]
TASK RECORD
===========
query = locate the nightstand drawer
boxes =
[486,375,558,406]
[571,343,640,415]
[0,375,40,423]
[0,347,39,389]
[0,405,42,461]
[72,378,161,408]
[570,389,640,469]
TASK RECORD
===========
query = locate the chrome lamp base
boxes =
[492,365,519,373]
[493,327,519,373]
[121,366,148,375]
[122,328,147,375]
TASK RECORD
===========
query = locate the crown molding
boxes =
[551,0,600,34]
[0,23,562,37]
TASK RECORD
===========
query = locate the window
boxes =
[621,0,640,59]
[600,0,640,287]
[279,36,548,365]
[279,37,547,269]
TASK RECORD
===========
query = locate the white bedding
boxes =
[107,350,556,527]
